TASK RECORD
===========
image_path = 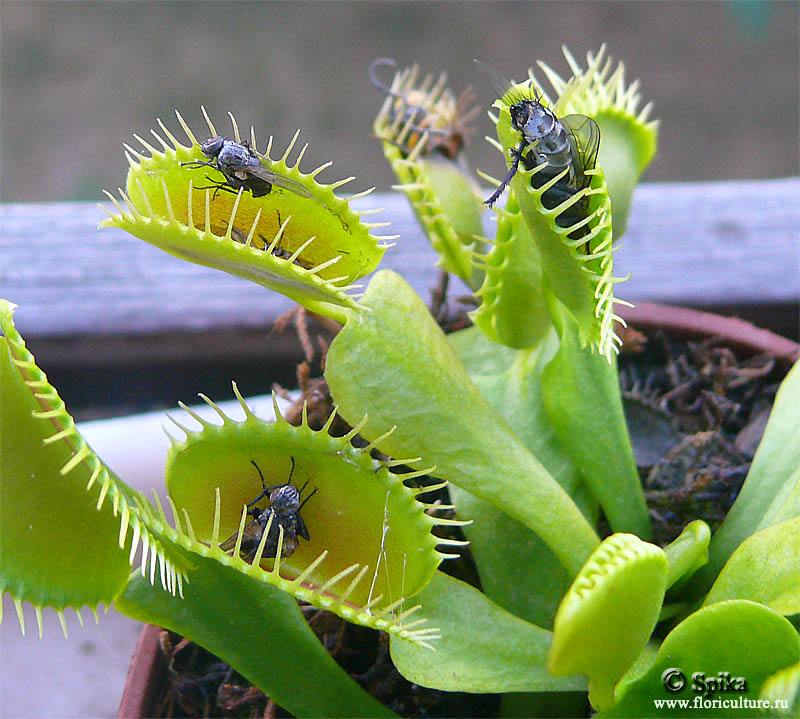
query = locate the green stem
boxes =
[330,271,599,577]
[542,292,651,538]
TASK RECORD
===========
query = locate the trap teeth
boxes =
[163,391,443,643]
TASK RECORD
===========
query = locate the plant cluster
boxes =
[1,46,798,717]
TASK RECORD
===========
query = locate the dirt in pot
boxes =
[618,327,783,545]
[156,631,268,718]
[155,612,498,719]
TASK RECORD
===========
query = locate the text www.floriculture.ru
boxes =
[653,696,789,711]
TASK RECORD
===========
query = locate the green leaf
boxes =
[607,601,800,717]
[388,571,585,693]
[541,306,651,538]
[690,360,800,595]
[548,534,667,711]
[471,192,552,348]
[0,300,180,632]
[449,329,590,628]
[326,271,599,577]
[115,542,395,719]
[663,520,711,592]
[447,325,517,377]
[449,485,572,630]
[760,661,800,716]
[449,329,585,503]
[757,467,800,529]
[704,516,800,615]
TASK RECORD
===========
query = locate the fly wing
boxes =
[246,164,313,198]
[560,114,601,183]
[474,60,512,99]
[475,60,541,108]
[219,518,262,554]
[295,512,310,541]
[474,59,527,107]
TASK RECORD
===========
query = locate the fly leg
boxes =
[193,176,241,201]
[179,158,215,170]
[484,139,526,207]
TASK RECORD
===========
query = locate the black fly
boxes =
[219,458,316,562]
[477,61,600,232]
[181,136,312,200]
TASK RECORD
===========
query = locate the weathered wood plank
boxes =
[2,178,798,340]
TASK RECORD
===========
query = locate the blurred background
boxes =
[2,0,798,203]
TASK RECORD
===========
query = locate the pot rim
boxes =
[619,302,799,364]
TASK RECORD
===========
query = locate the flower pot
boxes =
[118,304,798,718]
[118,625,167,719]
[619,302,799,364]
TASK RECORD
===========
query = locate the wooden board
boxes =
[2,178,798,343]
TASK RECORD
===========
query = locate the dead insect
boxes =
[219,458,317,562]
[255,231,314,268]
[477,60,600,232]
[370,58,478,160]
[181,136,312,200]
[223,222,314,268]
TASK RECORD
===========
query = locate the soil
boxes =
[150,316,787,718]
[617,326,781,545]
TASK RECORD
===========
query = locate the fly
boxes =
[477,61,600,232]
[181,136,313,201]
[223,222,314,268]
[219,458,317,562]
[370,58,476,160]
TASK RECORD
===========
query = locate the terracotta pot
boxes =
[118,625,167,719]
[118,304,798,718]
[619,302,799,364]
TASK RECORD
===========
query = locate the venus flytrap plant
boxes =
[364,47,798,716]
[0,300,187,628]
[0,301,443,717]
[324,269,601,574]
[101,108,393,320]
[2,44,799,719]
[405,49,655,665]
[547,534,668,712]
[371,59,485,288]
[487,92,618,357]
[469,47,653,544]
[96,107,601,578]
[161,389,448,635]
